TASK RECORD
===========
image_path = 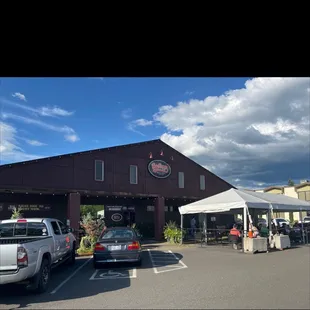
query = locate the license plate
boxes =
[109,245,121,251]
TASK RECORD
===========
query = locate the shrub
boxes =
[77,213,105,254]
[131,223,142,238]
[11,207,23,219]
[163,221,185,244]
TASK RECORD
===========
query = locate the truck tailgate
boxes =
[0,244,18,271]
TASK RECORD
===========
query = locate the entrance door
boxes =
[123,210,135,227]
[129,211,136,226]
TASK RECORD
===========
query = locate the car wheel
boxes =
[93,260,100,269]
[136,259,142,267]
[34,258,50,294]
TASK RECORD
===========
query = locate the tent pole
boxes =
[243,205,248,238]
[267,205,272,236]
[180,214,183,245]
[299,210,305,244]
[204,213,207,245]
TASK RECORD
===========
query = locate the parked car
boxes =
[0,218,76,293]
[93,226,142,269]
[299,216,310,224]
[273,218,290,227]
[257,218,267,225]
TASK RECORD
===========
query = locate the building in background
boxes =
[254,180,310,221]
[0,139,234,240]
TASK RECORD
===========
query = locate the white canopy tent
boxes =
[178,188,310,244]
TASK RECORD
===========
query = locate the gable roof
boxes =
[295,182,310,189]
[0,139,160,169]
[263,186,284,192]
[0,138,234,189]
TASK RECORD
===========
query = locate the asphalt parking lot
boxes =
[0,245,309,309]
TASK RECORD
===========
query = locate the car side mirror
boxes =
[67,227,74,233]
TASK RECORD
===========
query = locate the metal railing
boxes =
[182,226,310,246]
[183,227,233,244]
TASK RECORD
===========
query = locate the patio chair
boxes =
[228,234,242,250]
[216,225,227,244]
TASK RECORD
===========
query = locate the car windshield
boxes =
[101,229,134,240]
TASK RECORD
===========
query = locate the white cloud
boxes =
[127,118,153,136]
[0,121,40,163]
[133,119,153,126]
[1,113,80,143]
[121,108,133,119]
[39,106,74,117]
[153,78,310,187]
[12,92,27,102]
[25,139,46,146]
[0,97,74,117]
[185,90,195,96]
[64,134,80,143]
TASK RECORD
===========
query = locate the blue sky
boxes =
[0,77,309,188]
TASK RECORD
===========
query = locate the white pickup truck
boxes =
[0,218,76,293]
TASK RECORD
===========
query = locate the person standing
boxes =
[190,216,196,237]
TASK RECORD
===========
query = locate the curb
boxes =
[77,252,93,257]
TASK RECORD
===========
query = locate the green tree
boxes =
[80,205,104,218]
[288,179,295,186]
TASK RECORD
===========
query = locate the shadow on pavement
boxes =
[0,250,183,309]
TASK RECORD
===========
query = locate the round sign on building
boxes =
[111,213,123,222]
[148,160,171,179]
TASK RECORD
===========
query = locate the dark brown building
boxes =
[0,139,233,240]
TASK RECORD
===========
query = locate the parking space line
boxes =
[156,267,186,274]
[148,249,188,274]
[50,257,92,295]
[147,249,159,274]
[132,268,137,278]
[153,265,182,268]
[168,250,187,269]
[151,258,180,261]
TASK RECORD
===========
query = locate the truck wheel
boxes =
[67,243,76,265]
[34,258,50,294]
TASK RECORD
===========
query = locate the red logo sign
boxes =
[148,160,171,179]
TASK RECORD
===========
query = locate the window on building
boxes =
[178,172,184,188]
[51,221,61,235]
[169,206,174,212]
[164,206,168,212]
[147,205,155,212]
[200,175,206,190]
[95,160,104,181]
[306,191,310,201]
[130,165,138,184]
[298,192,306,200]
